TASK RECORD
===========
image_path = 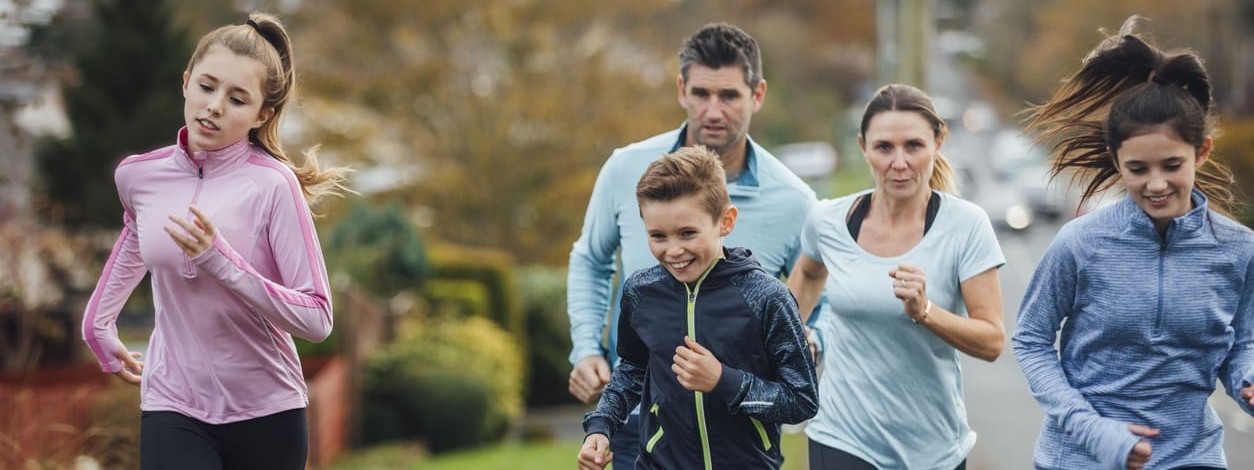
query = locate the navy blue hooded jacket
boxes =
[584,247,818,469]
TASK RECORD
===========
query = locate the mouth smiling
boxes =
[1146,193,1172,206]
[668,259,694,270]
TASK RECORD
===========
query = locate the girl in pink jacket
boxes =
[81,13,348,469]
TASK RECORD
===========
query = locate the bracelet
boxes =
[912,300,932,324]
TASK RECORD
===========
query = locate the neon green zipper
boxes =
[684,260,719,470]
[750,417,772,451]
[645,403,664,453]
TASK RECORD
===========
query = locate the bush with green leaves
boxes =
[516,265,577,406]
[324,200,431,298]
[295,201,430,356]
[361,314,524,452]
[428,244,522,339]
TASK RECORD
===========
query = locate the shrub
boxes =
[361,314,524,452]
[421,279,490,319]
[299,201,431,356]
[427,243,523,340]
[516,265,578,406]
[324,201,431,298]
[1219,117,1254,226]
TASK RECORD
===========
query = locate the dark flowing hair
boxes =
[1023,15,1235,216]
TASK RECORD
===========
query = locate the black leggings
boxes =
[808,439,966,470]
[140,408,307,470]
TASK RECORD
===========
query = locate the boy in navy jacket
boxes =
[578,146,818,470]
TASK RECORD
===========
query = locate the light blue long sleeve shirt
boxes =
[1014,190,1254,470]
[567,125,819,367]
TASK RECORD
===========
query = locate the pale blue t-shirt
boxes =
[802,189,1005,470]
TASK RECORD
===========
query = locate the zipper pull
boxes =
[198,166,204,178]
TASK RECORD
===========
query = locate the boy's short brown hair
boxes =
[635,146,730,221]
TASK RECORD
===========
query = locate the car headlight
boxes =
[1006,204,1032,230]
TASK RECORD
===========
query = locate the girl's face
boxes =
[1116,128,1211,232]
[182,44,272,153]
[860,110,941,201]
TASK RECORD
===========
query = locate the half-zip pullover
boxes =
[82,127,333,424]
[584,247,818,469]
[1014,190,1254,469]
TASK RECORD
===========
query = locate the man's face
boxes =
[677,64,765,156]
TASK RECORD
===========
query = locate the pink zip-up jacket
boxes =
[81,128,333,424]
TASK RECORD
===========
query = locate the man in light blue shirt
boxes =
[566,22,819,469]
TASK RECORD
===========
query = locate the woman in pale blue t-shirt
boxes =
[788,84,1007,470]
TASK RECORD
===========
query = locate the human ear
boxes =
[676,74,687,107]
[720,205,738,236]
[181,70,190,98]
[1196,136,1213,167]
[750,79,767,112]
[253,107,275,129]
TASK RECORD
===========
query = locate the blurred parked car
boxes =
[776,141,838,181]
[947,128,1034,232]
[988,128,1080,223]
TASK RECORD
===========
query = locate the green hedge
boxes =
[362,315,524,452]
[517,265,577,406]
[427,244,522,339]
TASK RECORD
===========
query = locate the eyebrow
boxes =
[689,86,742,96]
[871,137,927,146]
[1123,155,1187,165]
[197,73,255,97]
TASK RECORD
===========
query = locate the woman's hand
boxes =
[165,206,217,258]
[112,348,144,386]
[889,263,929,322]
[1126,424,1159,470]
[577,433,612,470]
[1241,383,1254,407]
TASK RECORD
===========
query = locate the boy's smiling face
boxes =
[641,194,737,284]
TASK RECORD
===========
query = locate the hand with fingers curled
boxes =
[672,336,723,393]
[888,262,931,323]
[577,433,613,470]
[112,347,144,386]
[165,206,218,258]
[569,355,612,404]
[1125,423,1159,470]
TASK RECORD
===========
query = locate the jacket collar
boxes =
[173,126,254,177]
[681,246,762,289]
[1118,188,1210,242]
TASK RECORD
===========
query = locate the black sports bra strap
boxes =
[848,191,941,242]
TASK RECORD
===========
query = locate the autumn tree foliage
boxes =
[290,0,875,264]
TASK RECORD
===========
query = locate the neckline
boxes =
[843,190,943,261]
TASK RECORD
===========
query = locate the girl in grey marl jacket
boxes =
[1014,16,1254,470]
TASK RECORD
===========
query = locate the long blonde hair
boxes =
[187,13,350,204]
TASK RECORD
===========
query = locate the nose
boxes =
[206,94,224,115]
[700,97,726,122]
[1147,174,1168,193]
[890,149,909,170]
[666,243,685,259]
